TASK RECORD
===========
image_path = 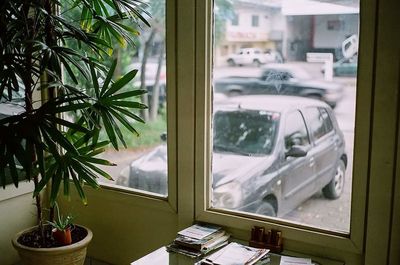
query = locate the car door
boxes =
[302,107,338,190]
[279,110,316,213]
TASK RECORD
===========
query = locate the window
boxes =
[209,0,358,231]
[252,15,259,27]
[78,0,168,197]
[303,107,333,140]
[231,13,239,26]
[191,3,397,265]
[284,111,309,150]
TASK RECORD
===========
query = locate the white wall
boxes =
[314,14,359,48]
[0,183,36,265]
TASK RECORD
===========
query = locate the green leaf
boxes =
[34,138,47,181]
[107,89,147,100]
[42,123,79,156]
[60,56,78,84]
[107,100,147,109]
[70,170,88,205]
[53,102,91,114]
[106,111,127,148]
[89,62,100,98]
[80,160,114,181]
[109,108,139,136]
[70,160,100,188]
[100,59,117,96]
[100,111,119,150]
[50,168,63,205]
[45,115,90,133]
[63,169,70,197]
[81,155,116,166]
[34,163,56,196]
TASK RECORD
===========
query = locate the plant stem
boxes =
[23,0,45,243]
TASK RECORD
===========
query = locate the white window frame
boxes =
[191,0,396,264]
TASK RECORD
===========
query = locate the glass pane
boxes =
[64,0,168,196]
[212,0,358,233]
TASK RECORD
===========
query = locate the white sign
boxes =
[306,53,333,81]
[306,52,333,63]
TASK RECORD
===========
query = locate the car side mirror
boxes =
[285,145,307,158]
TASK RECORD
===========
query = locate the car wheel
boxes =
[322,160,345,199]
[228,90,242,97]
[256,201,277,217]
[227,59,236,66]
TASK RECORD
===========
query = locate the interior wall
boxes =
[0,183,36,265]
[59,188,179,265]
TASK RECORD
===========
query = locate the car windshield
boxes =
[213,110,279,156]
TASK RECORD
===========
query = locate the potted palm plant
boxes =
[0,0,150,264]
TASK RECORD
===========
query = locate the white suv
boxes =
[226,48,283,67]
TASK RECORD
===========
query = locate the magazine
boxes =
[178,223,222,240]
[199,242,269,265]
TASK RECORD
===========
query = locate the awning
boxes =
[282,0,359,15]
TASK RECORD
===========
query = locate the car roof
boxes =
[215,95,329,113]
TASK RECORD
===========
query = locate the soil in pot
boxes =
[17,225,87,248]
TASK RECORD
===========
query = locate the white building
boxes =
[215,0,359,64]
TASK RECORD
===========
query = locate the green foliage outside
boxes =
[101,107,167,150]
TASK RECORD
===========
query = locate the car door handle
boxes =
[309,157,315,167]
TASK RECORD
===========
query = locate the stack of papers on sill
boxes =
[198,242,270,265]
[279,256,312,265]
[166,223,230,259]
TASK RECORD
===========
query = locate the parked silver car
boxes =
[118,96,347,217]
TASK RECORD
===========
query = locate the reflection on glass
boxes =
[212,0,358,233]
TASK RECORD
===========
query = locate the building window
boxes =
[231,13,239,26]
[327,20,344,30]
[252,15,259,27]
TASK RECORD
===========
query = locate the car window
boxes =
[303,107,332,140]
[262,70,286,81]
[284,110,310,150]
[213,110,279,156]
[320,108,334,132]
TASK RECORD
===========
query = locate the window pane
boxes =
[284,111,310,150]
[252,15,259,27]
[64,0,168,196]
[303,107,329,140]
[212,0,358,233]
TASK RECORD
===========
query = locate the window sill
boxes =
[0,181,34,202]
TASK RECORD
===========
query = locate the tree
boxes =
[139,0,166,122]
[215,0,235,44]
[0,0,150,243]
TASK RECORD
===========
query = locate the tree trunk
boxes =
[149,41,165,121]
[140,30,156,122]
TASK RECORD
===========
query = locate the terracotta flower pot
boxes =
[12,225,93,265]
[52,228,73,245]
